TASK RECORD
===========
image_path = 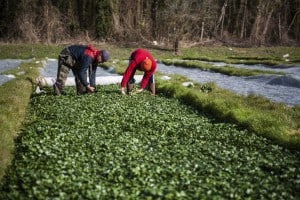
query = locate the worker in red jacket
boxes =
[120,48,156,95]
[53,44,109,95]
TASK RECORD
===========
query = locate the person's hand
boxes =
[86,85,95,93]
[121,87,126,95]
[136,89,144,94]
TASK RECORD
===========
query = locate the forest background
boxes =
[0,0,299,47]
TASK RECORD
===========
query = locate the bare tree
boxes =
[250,0,281,45]
[214,0,228,37]
[42,0,65,44]
[233,0,248,39]
[1,0,299,45]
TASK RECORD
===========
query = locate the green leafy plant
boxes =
[1,85,299,199]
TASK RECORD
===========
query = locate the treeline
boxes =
[0,0,299,46]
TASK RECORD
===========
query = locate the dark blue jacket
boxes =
[68,45,98,87]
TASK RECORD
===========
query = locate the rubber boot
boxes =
[127,83,134,94]
[53,82,62,95]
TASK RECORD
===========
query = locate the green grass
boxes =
[0,43,63,59]
[161,59,284,76]
[180,46,300,65]
[0,61,41,179]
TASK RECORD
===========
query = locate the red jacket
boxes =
[121,49,156,89]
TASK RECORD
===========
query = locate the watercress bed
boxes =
[1,84,299,199]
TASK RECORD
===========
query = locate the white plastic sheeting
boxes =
[157,63,300,106]
[36,58,139,87]
[36,75,143,87]
[0,59,32,85]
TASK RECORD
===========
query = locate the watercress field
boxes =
[0,44,300,199]
[1,85,299,199]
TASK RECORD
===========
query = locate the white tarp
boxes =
[36,75,143,87]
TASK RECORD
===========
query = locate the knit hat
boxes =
[141,57,152,71]
[101,50,109,62]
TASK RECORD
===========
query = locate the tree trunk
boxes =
[278,14,282,40]
[201,21,204,41]
[214,0,228,37]
[151,0,158,39]
[44,0,50,44]
[250,4,262,44]
[261,8,273,44]
[233,0,245,37]
[287,10,300,34]
[240,0,248,39]
[250,0,271,45]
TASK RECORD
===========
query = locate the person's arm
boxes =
[89,64,97,87]
[120,60,137,88]
[78,66,88,86]
[79,57,95,92]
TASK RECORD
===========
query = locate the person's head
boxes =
[140,57,152,71]
[96,50,109,63]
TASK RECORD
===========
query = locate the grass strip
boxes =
[181,46,300,65]
[0,61,40,180]
[161,59,285,76]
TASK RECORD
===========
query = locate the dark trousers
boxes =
[53,47,86,95]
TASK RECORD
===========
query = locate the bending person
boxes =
[120,48,156,95]
[53,44,109,95]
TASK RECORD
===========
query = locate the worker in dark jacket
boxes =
[120,48,156,95]
[53,44,109,95]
